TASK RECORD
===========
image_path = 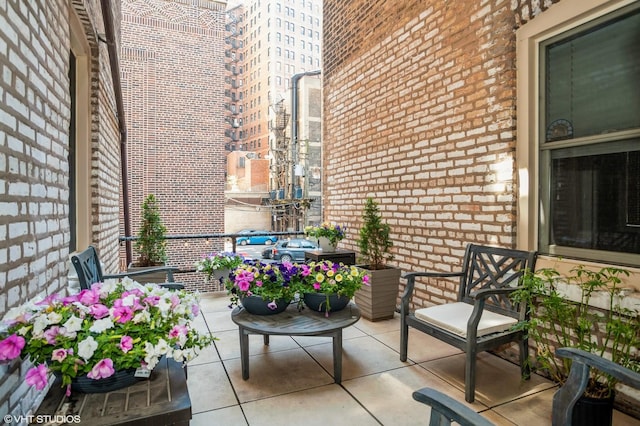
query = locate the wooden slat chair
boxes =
[400,243,537,402]
[412,387,494,426]
[71,245,184,291]
[413,348,640,426]
[553,348,640,426]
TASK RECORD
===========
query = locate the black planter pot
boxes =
[69,368,140,393]
[303,293,350,314]
[572,393,614,426]
[240,296,289,315]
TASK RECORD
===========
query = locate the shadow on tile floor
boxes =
[189,293,639,426]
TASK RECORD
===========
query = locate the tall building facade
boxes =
[224,0,323,230]
[120,0,228,290]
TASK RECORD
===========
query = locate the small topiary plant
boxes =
[134,194,167,267]
[357,197,393,270]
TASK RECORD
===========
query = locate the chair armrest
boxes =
[553,348,640,426]
[401,271,464,306]
[104,266,180,282]
[556,347,640,389]
[412,387,494,426]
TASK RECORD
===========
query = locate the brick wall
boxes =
[120,0,227,291]
[0,0,123,419]
[323,0,529,308]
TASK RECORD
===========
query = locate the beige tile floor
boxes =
[189,293,639,426]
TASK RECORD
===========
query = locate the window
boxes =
[517,0,640,266]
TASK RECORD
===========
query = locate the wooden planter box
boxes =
[354,266,402,321]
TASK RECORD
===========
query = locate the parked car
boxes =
[261,246,273,259]
[236,229,278,246]
[270,238,318,262]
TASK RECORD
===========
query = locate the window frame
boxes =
[516,0,640,266]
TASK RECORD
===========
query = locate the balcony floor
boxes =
[189,293,638,426]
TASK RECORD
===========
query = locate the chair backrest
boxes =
[458,244,537,319]
[71,246,105,290]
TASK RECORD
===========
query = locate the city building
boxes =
[223,0,323,231]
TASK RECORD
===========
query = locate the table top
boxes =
[231,302,360,336]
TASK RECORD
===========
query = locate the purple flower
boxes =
[119,336,134,353]
[0,334,25,361]
[267,300,278,310]
[87,358,115,380]
[25,364,48,390]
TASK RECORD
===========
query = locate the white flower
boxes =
[47,311,63,324]
[97,281,117,298]
[89,318,114,333]
[157,298,172,316]
[78,336,98,360]
[155,338,169,355]
[63,315,83,333]
[132,310,150,324]
[144,341,160,370]
[32,315,50,337]
[171,348,184,362]
[121,294,138,307]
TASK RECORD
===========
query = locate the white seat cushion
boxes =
[414,302,517,338]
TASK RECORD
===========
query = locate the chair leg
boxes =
[465,349,476,403]
[519,338,531,380]
[400,316,409,362]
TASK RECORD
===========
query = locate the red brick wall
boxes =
[120,0,227,291]
[322,0,562,309]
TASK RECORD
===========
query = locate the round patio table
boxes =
[231,302,361,384]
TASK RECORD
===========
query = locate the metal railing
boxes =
[119,231,305,291]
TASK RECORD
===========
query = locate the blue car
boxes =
[236,229,278,246]
[270,238,319,262]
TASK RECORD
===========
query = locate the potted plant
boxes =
[0,277,215,395]
[304,222,346,252]
[226,260,302,315]
[354,197,402,321]
[297,260,370,316]
[129,194,168,283]
[195,252,244,285]
[511,266,640,425]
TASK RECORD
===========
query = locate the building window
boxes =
[517,0,640,266]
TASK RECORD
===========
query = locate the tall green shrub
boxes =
[357,197,393,270]
[134,194,167,266]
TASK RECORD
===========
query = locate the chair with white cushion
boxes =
[400,243,537,402]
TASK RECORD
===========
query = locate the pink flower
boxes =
[77,289,100,305]
[363,275,370,285]
[111,306,134,323]
[267,301,278,310]
[313,282,321,290]
[51,348,68,362]
[43,326,61,344]
[119,336,134,353]
[0,334,26,361]
[87,358,115,380]
[255,280,263,287]
[143,295,160,306]
[191,304,200,316]
[169,325,188,339]
[237,280,251,292]
[89,304,110,319]
[25,364,48,390]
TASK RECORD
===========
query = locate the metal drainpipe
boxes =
[290,70,321,202]
[100,0,133,265]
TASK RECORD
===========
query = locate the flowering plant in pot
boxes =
[511,266,639,424]
[304,222,346,249]
[195,251,244,281]
[226,260,302,314]
[297,260,370,315]
[0,278,215,395]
